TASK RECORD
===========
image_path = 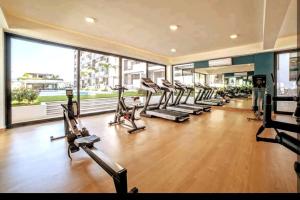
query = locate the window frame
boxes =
[274,49,300,115]
[5,33,166,128]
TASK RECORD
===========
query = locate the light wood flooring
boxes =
[0,109,298,192]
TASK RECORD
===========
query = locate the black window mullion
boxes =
[77,50,81,113]
[146,62,149,78]
[5,34,12,128]
[119,57,123,87]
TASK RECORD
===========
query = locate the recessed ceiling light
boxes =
[85,17,96,23]
[230,34,238,39]
[169,25,178,31]
[171,48,176,53]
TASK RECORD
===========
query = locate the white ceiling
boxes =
[0,0,296,57]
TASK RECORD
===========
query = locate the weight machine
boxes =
[256,74,300,181]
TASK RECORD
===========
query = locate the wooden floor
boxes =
[0,109,298,193]
[222,98,253,110]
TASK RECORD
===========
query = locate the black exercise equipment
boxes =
[161,79,203,115]
[173,80,211,112]
[60,89,138,194]
[194,83,223,106]
[140,78,190,122]
[49,90,79,141]
[247,75,266,121]
[109,85,145,133]
[256,73,300,177]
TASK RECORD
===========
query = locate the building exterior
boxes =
[14,73,67,90]
[75,52,119,90]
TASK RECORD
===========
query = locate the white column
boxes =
[166,65,172,82]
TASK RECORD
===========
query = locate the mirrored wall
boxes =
[173,63,255,110]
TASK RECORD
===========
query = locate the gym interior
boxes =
[0,0,299,194]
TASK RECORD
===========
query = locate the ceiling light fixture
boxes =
[169,25,179,31]
[230,34,238,39]
[85,17,96,23]
[171,48,176,53]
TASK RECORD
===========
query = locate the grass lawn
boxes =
[12,91,147,107]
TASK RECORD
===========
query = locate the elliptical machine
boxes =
[58,89,138,194]
[256,74,300,180]
[109,85,145,133]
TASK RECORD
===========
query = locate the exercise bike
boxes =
[55,89,138,194]
[256,74,300,179]
[109,85,145,133]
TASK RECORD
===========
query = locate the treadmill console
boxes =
[174,80,186,88]
[195,83,204,88]
[161,79,176,89]
[141,78,160,92]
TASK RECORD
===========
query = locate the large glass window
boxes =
[122,58,146,104]
[10,38,77,124]
[173,63,195,104]
[276,51,299,113]
[147,64,165,104]
[7,35,166,126]
[79,51,120,114]
[194,73,206,85]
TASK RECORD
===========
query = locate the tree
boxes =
[18,73,32,81]
[25,88,39,103]
[12,87,39,104]
[12,88,26,103]
[101,63,114,90]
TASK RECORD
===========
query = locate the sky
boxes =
[11,38,76,82]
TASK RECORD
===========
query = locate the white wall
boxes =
[0,27,5,129]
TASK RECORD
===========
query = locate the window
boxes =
[148,64,165,85]
[122,58,146,102]
[173,64,195,104]
[147,64,166,104]
[79,51,119,114]
[194,73,206,85]
[6,34,166,126]
[10,37,77,124]
[276,51,299,113]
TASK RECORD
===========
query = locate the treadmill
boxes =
[161,79,203,115]
[194,83,223,106]
[140,78,190,122]
[173,80,211,112]
[203,84,226,104]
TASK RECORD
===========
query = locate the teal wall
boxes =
[193,52,274,95]
[253,52,274,95]
[194,60,209,68]
[224,73,235,77]
[232,55,254,65]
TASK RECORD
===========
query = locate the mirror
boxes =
[173,63,255,110]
